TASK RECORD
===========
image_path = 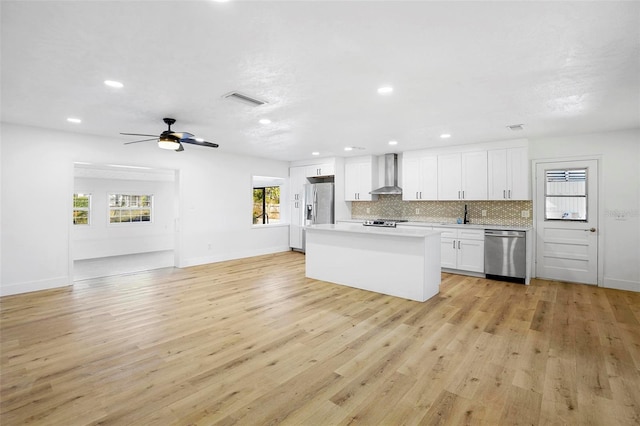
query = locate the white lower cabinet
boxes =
[290,225,303,250]
[434,227,485,273]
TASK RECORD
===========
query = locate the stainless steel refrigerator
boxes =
[302,182,335,252]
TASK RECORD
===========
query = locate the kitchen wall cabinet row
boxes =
[400,146,529,202]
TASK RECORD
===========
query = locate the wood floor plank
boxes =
[1,252,639,425]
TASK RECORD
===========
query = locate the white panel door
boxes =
[535,160,599,284]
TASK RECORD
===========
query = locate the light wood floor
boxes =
[1,251,639,425]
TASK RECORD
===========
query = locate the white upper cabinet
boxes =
[402,153,438,201]
[306,163,335,178]
[437,151,488,200]
[344,156,377,201]
[289,166,308,202]
[488,146,530,200]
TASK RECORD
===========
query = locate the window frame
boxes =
[544,168,588,222]
[73,193,91,225]
[252,185,281,225]
[108,193,154,225]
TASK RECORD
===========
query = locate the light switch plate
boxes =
[521,210,530,218]
[482,210,487,217]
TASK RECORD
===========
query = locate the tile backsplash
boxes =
[351,195,533,227]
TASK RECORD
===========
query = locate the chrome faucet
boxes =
[463,204,470,224]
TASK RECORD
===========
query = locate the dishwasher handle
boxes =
[485,229,526,238]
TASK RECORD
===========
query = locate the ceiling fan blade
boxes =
[175,143,185,152]
[171,132,194,139]
[181,138,219,148]
[124,138,158,145]
[120,132,158,137]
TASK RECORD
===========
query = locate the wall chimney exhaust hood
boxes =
[370,153,402,195]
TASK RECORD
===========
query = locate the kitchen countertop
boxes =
[337,219,531,232]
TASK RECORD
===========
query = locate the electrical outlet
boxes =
[415,208,420,214]
[521,210,530,218]
[366,207,370,214]
[481,210,487,217]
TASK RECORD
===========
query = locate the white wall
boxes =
[530,128,640,292]
[72,176,175,260]
[0,123,290,296]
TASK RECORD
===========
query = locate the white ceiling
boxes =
[2,1,639,162]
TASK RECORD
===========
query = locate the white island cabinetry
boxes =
[305,224,441,302]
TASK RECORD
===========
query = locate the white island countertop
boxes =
[305,223,442,302]
[306,223,442,238]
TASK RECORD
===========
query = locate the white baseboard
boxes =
[604,277,640,293]
[0,276,71,297]
[179,246,291,268]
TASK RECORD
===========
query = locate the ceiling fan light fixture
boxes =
[158,136,180,150]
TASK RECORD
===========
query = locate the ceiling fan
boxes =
[121,118,219,152]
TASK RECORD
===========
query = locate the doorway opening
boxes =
[71,163,179,281]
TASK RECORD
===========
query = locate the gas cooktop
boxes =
[362,219,408,228]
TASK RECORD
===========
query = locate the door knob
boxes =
[586,228,596,232]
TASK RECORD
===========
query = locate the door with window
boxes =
[535,160,599,284]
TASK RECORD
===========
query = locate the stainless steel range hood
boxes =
[370,153,402,195]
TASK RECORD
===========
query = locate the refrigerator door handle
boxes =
[313,188,318,223]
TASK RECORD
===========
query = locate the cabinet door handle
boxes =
[508,189,511,199]
[462,190,465,199]
[458,190,461,199]
[420,191,422,199]
[457,240,461,249]
[416,191,419,199]
[452,241,456,249]
[503,190,506,199]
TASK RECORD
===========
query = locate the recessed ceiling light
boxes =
[344,147,353,151]
[312,152,320,156]
[377,86,393,94]
[440,133,451,139]
[104,80,123,88]
[259,118,271,125]
[67,117,82,124]
[388,140,398,146]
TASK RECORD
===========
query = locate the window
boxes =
[253,186,281,225]
[73,193,91,225]
[544,168,587,221]
[109,194,152,223]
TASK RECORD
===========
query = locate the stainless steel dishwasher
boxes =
[484,229,526,283]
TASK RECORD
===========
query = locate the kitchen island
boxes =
[305,224,441,302]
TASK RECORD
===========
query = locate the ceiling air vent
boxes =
[222,91,268,107]
[506,124,524,131]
